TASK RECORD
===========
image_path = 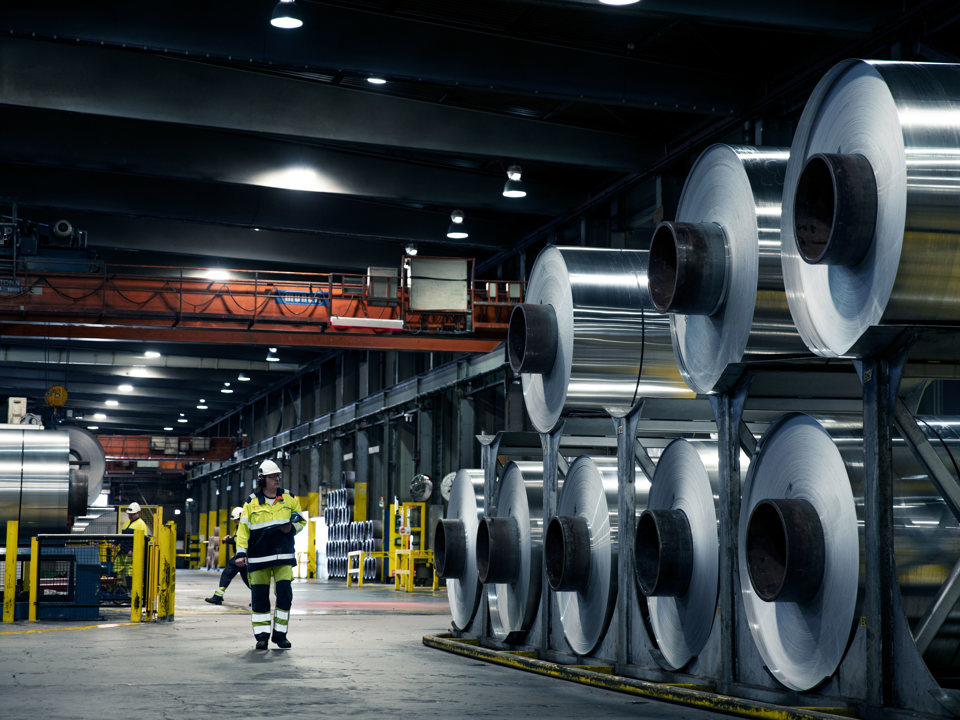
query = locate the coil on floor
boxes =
[738,413,859,691]
[545,456,649,656]
[781,60,960,358]
[508,245,692,433]
[635,439,731,671]
[648,144,809,394]
[477,461,544,643]
[434,468,486,631]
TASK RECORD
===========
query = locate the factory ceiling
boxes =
[0,0,956,437]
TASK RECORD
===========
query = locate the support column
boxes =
[539,423,564,656]
[615,407,642,670]
[709,376,749,693]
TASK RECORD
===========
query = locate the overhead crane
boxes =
[0,259,518,353]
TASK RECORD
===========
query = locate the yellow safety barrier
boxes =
[347,550,365,588]
[130,529,145,623]
[28,537,38,622]
[3,520,18,622]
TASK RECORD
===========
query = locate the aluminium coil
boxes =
[739,413,960,691]
[545,456,649,656]
[476,460,544,643]
[508,245,692,434]
[648,144,810,394]
[781,59,960,358]
[434,468,485,631]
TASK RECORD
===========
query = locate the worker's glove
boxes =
[289,512,304,525]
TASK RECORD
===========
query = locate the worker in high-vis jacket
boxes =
[235,459,306,650]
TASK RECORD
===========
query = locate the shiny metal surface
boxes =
[442,468,486,631]
[65,426,105,505]
[551,456,649,656]
[652,144,808,394]
[781,60,960,357]
[484,461,544,642]
[640,439,725,671]
[738,414,859,692]
[738,414,960,691]
[515,245,692,433]
[0,429,77,535]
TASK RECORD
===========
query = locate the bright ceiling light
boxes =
[129,367,150,378]
[221,382,234,394]
[446,210,469,239]
[143,351,161,359]
[164,426,173,431]
[197,403,209,410]
[105,399,119,407]
[366,77,387,85]
[405,243,418,256]
[237,372,251,382]
[270,0,303,29]
[177,417,189,423]
[118,384,134,393]
[502,165,527,198]
[598,0,641,4]
[266,347,280,362]
[253,166,341,193]
[87,425,99,430]
[94,413,106,420]
[205,269,230,281]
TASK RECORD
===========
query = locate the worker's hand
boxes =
[279,523,292,534]
[235,556,247,568]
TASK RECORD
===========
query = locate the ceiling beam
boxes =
[0,163,533,253]
[0,1,750,113]
[0,35,652,170]
[0,108,586,216]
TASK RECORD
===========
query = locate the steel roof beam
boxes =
[0,35,650,171]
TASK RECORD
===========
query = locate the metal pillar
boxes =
[708,375,749,693]
[539,423,564,657]
[614,407,642,670]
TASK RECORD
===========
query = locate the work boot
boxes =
[255,633,269,650]
[204,595,223,605]
[271,632,292,649]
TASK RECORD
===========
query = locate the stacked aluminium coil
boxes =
[508,245,692,433]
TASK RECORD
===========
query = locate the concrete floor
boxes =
[0,569,733,720]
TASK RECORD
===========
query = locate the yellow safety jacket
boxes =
[236,489,305,571]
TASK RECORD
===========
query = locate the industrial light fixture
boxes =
[143,351,161,358]
[502,165,527,198]
[366,76,387,85]
[197,401,209,409]
[164,426,174,431]
[446,210,469,239]
[177,417,189,424]
[237,372,251,382]
[598,0,641,5]
[118,384,134,393]
[405,243,418,256]
[266,347,280,362]
[94,413,106,420]
[221,382,234,394]
[87,425,99,431]
[270,0,303,28]
[105,399,119,407]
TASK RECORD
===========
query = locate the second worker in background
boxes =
[235,459,306,650]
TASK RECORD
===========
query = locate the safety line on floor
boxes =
[0,622,138,635]
[422,634,858,720]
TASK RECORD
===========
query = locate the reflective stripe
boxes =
[251,612,272,624]
[247,553,295,564]
[239,517,250,526]
[248,518,291,531]
[274,609,289,621]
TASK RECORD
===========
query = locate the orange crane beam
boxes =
[0,267,516,352]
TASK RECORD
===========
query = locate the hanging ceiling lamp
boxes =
[446,210,469,239]
[270,0,303,29]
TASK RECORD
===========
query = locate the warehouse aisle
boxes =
[0,570,730,720]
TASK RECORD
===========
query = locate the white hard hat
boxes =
[231,506,242,521]
[127,502,141,514]
[259,459,281,476]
